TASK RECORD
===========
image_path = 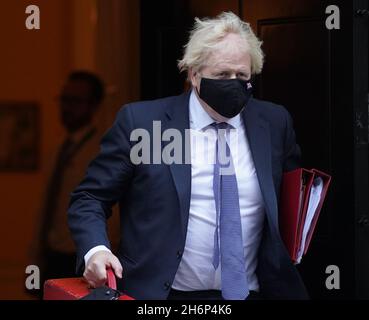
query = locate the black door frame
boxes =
[353,0,369,299]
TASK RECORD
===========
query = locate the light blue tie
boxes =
[212,122,249,300]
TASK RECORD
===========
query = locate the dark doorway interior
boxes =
[140,0,191,100]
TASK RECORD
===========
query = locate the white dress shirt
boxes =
[171,90,265,291]
[85,90,266,292]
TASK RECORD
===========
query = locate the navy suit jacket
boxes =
[68,91,309,300]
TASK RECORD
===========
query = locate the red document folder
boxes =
[279,168,331,263]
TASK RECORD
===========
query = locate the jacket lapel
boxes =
[241,99,279,231]
[163,92,192,239]
[162,93,279,239]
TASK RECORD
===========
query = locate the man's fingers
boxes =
[86,279,97,289]
[84,251,123,286]
[84,262,106,286]
[109,256,123,278]
[84,268,105,287]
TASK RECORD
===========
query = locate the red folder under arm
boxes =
[279,168,331,263]
[303,169,331,255]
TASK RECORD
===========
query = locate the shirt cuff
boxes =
[84,245,111,266]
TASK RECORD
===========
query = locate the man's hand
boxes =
[84,251,123,288]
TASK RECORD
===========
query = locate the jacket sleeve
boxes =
[282,109,301,172]
[68,105,135,273]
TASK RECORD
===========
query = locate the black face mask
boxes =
[198,77,253,118]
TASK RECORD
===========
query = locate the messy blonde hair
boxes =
[178,12,264,77]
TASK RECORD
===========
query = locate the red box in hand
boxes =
[43,269,134,300]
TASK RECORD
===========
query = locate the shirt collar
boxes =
[189,89,243,130]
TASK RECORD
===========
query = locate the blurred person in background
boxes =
[30,71,107,297]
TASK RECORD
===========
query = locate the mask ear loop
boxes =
[248,74,257,88]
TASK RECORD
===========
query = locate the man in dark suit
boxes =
[68,12,308,300]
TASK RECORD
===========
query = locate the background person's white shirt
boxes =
[85,90,265,292]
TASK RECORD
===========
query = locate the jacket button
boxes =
[164,282,171,290]
[177,250,182,258]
